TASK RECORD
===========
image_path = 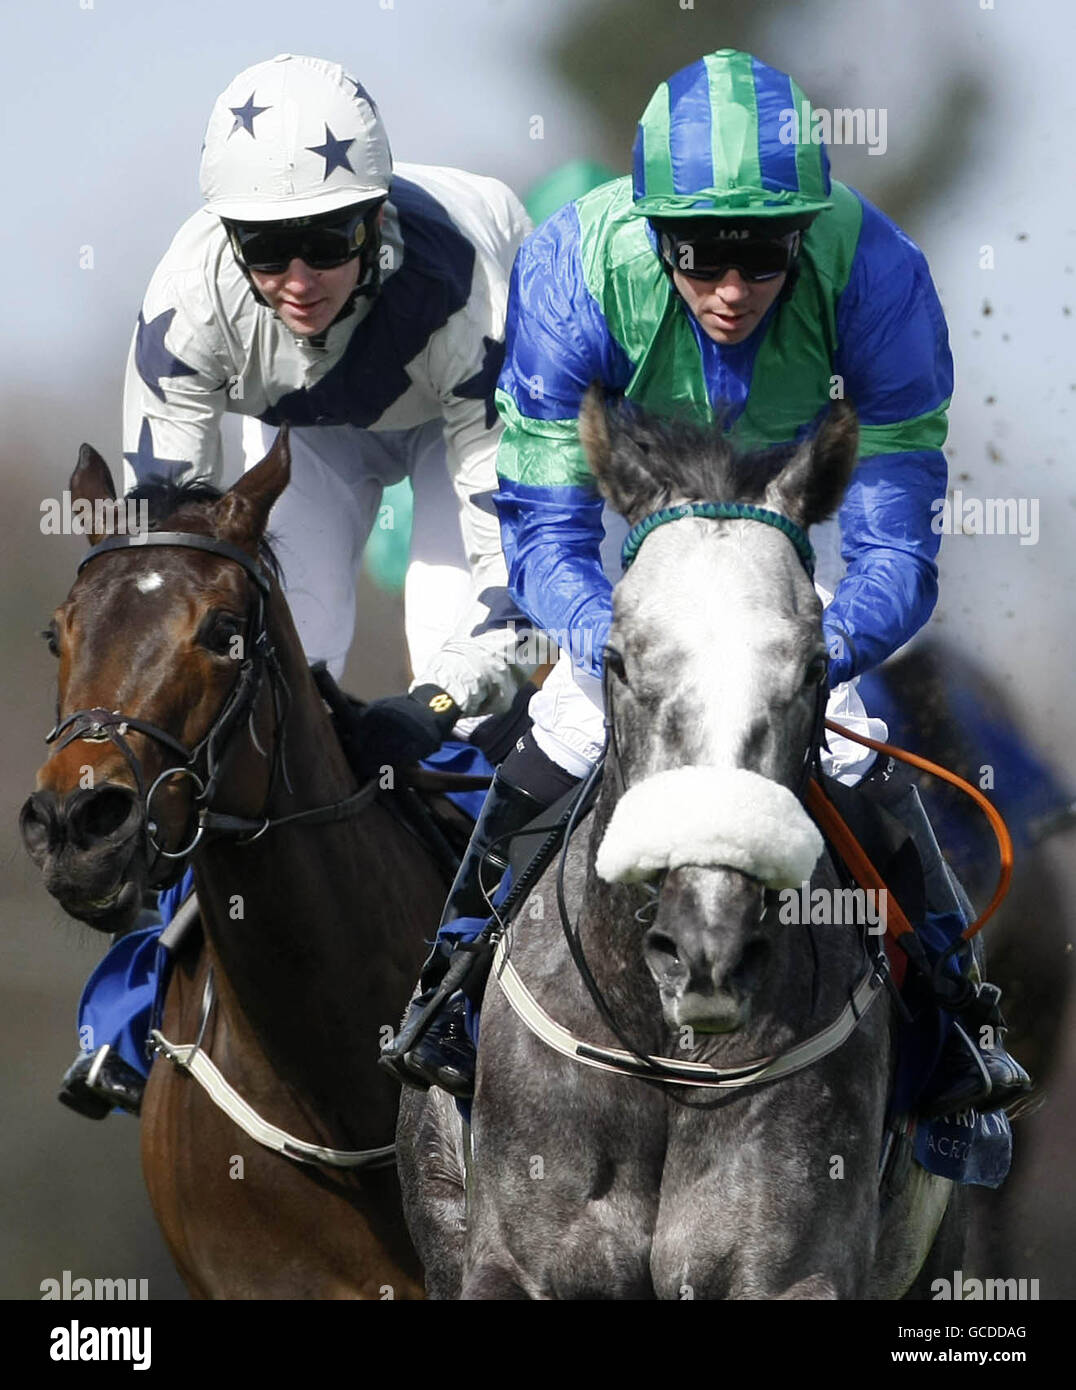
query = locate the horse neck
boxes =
[189,591,440,1138]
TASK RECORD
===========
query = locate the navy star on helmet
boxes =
[229,92,270,138]
[306,124,355,180]
[200,54,392,221]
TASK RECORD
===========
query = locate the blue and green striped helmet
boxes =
[632,50,834,220]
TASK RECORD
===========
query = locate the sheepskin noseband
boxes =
[595,766,823,890]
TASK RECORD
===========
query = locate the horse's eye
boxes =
[41,622,60,657]
[604,645,627,683]
[200,611,245,656]
[804,653,828,688]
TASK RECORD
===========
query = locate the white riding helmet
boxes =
[200,54,392,221]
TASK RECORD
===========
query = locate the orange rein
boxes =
[807,720,1014,945]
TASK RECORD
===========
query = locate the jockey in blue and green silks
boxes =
[381,49,1030,1116]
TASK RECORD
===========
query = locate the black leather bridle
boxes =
[45,530,375,888]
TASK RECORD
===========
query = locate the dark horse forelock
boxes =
[126,474,283,579]
[600,403,798,512]
[581,391,859,535]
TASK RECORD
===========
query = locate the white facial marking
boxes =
[136,571,164,594]
[621,520,798,768]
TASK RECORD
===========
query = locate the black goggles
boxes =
[225,204,382,273]
[655,226,800,283]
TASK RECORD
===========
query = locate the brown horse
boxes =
[20,430,447,1298]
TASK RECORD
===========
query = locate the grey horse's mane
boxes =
[586,393,858,533]
[614,406,796,503]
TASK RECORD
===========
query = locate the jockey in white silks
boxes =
[122,54,538,734]
[381,49,1030,1122]
[61,53,542,1117]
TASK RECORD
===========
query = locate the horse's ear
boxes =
[214,425,291,549]
[579,384,613,479]
[579,386,659,523]
[70,444,125,546]
[764,401,858,530]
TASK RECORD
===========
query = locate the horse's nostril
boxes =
[69,787,140,845]
[19,792,58,857]
[645,930,680,964]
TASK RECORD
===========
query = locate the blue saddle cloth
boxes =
[914,1108,1012,1186]
[78,922,174,1083]
[75,737,494,1094]
[418,739,494,822]
[885,922,1012,1188]
[859,656,1073,877]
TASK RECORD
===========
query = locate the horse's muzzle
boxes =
[19,784,147,933]
[643,866,768,1033]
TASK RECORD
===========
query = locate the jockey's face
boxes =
[249,255,362,336]
[672,266,786,345]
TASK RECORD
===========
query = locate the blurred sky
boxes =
[1,0,1073,762]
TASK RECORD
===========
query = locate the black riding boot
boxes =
[859,756,1030,1117]
[918,972,1031,1118]
[379,734,580,1097]
[58,1045,145,1119]
[56,901,161,1120]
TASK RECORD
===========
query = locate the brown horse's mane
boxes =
[126,474,283,580]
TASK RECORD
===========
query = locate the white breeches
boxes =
[242,418,514,723]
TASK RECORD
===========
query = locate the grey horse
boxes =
[398,393,960,1299]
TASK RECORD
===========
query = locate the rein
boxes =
[820,720,1014,942]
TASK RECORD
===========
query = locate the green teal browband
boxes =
[621,501,815,578]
